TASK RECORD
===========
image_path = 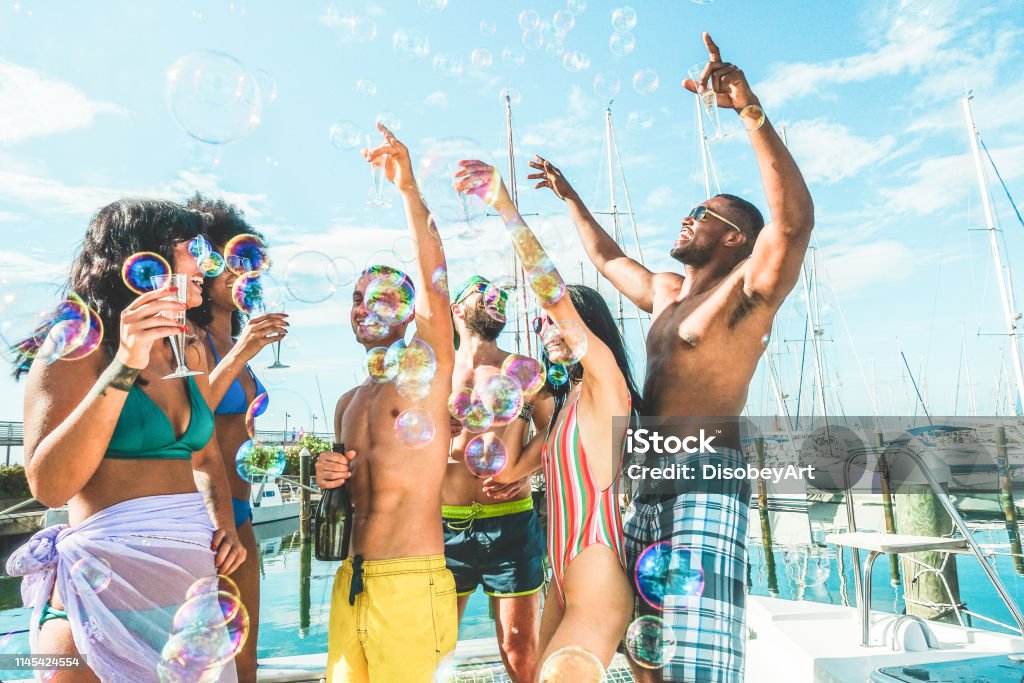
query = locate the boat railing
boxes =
[842,444,1024,638]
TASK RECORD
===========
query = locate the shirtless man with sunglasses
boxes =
[528,33,814,683]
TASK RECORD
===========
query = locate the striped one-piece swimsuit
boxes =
[543,393,627,606]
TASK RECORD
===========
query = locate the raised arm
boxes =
[527,157,669,313]
[204,314,288,407]
[365,124,454,367]
[455,161,627,400]
[24,287,186,507]
[685,33,814,306]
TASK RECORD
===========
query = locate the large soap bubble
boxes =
[166,51,262,144]
[418,138,491,235]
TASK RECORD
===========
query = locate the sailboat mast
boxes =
[801,248,829,424]
[603,106,626,335]
[963,94,1024,413]
[504,94,530,357]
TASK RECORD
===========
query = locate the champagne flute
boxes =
[688,62,724,141]
[366,133,391,208]
[256,274,290,370]
[151,273,203,379]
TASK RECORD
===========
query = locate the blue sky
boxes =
[1,0,1024,450]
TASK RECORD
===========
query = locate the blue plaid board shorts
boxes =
[622,447,751,683]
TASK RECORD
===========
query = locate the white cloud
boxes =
[0,168,269,218]
[519,86,603,167]
[424,91,448,108]
[784,119,897,184]
[644,185,674,212]
[817,240,917,297]
[0,60,125,145]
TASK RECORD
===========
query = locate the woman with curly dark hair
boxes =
[5,199,246,682]
[187,193,289,681]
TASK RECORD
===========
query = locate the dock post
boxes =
[894,473,962,624]
[754,438,779,596]
[299,536,312,636]
[876,432,901,586]
[995,426,1024,575]
[299,447,311,541]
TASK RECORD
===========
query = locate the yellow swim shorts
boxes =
[326,554,457,683]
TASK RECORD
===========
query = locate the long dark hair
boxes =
[540,284,643,428]
[184,193,266,337]
[12,199,208,379]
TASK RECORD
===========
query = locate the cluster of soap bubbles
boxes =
[447,353,547,478]
[159,575,249,682]
[364,336,439,446]
[189,236,226,277]
[616,541,704,669]
[234,438,287,479]
[166,51,271,145]
[0,284,104,368]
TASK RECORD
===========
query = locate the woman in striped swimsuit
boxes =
[458,160,643,674]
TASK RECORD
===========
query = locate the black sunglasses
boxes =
[532,315,554,335]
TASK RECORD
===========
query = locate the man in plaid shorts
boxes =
[528,33,814,682]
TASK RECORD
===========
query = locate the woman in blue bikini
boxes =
[187,194,289,681]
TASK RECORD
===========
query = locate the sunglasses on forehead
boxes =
[687,205,744,233]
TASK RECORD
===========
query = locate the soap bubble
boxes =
[567,0,587,15]
[345,16,377,43]
[366,346,395,383]
[433,53,464,79]
[562,51,590,73]
[609,30,635,57]
[198,251,226,277]
[169,590,249,662]
[464,434,508,477]
[462,399,494,433]
[284,251,339,304]
[396,378,431,401]
[476,374,524,426]
[393,28,430,62]
[356,79,377,97]
[365,271,415,325]
[633,68,659,94]
[553,9,575,33]
[70,556,112,595]
[501,48,526,67]
[235,439,286,479]
[418,137,490,230]
[471,48,493,68]
[448,387,474,420]
[593,71,621,99]
[611,6,637,31]
[329,120,361,150]
[329,257,357,288]
[224,234,269,274]
[189,235,212,261]
[186,575,241,602]
[158,627,231,683]
[479,20,496,36]
[166,50,262,144]
[396,337,437,384]
[418,0,447,12]
[391,236,416,264]
[625,616,676,669]
[501,355,545,397]
[359,314,391,343]
[431,265,449,296]
[539,646,604,682]
[244,392,269,438]
[522,30,544,50]
[122,252,171,294]
[547,363,569,386]
[376,111,401,132]
[519,9,540,30]
[395,407,436,448]
[252,68,277,106]
[59,304,104,361]
[634,542,704,611]
[499,86,522,106]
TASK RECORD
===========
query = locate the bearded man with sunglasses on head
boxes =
[528,34,814,683]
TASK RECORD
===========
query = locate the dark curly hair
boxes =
[12,199,209,379]
[184,193,266,337]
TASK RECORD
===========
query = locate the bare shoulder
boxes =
[335,385,362,420]
[651,271,685,308]
[23,349,105,439]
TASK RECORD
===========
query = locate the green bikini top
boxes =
[105,375,214,460]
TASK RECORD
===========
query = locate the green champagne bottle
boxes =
[314,442,353,561]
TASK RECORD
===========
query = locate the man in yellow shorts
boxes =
[315,123,457,682]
